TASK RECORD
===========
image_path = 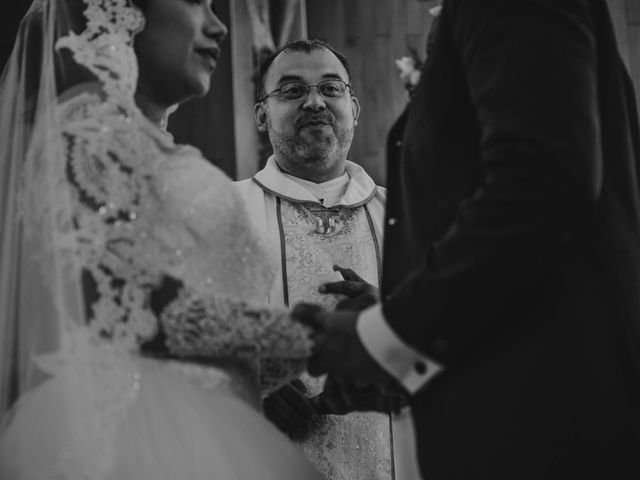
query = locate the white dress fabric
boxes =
[0,1,322,478]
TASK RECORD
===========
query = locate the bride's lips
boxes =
[194,45,221,69]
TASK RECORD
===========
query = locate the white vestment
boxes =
[236,157,409,480]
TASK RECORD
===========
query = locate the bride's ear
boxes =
[254,103,268,132]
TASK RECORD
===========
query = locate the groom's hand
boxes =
[291,304,401,390]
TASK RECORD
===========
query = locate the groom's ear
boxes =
[254,103,268,132]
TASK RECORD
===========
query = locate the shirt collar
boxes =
[252,156,377,208]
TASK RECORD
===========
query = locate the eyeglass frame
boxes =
[258,79,355,103]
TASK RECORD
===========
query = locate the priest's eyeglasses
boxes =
[259,79,353,102]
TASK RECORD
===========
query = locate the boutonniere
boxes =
[394,48,423,98]
[429,5,443,17]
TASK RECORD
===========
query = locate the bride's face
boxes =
[134,0,227,106]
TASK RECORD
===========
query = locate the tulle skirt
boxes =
[0,354,322,480]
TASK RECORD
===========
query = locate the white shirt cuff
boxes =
[356,304,444,394]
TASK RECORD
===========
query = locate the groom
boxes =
[294,1,640,479]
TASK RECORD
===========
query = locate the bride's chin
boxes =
[190,73,213,99]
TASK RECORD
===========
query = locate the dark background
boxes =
[0,2,31,72]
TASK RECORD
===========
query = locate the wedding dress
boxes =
[0,1,322,478]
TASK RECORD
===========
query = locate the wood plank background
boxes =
[607,0,640,117]
[617,0,640,116]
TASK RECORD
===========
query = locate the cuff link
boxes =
[414,361,428,375]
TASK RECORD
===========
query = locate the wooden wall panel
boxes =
[627,0,640,117]
[374,0,393,37]
[343,1,366,46]
[628,2,640,117]
[406,1,426,35]
[628,0,640,24]
[607,0,640,119]
[229,0,259,180]
[629,25,640,112]
[608,0,630,67]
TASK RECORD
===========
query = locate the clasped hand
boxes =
[263,266,407,438]
[295,265,405,398]
[292,304,397,386]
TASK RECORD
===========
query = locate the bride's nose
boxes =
[204,7,228,43]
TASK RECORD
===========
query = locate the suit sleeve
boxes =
[383,0,601,366]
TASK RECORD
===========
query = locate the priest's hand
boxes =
[263,379,319,439]
[319,265,379,311]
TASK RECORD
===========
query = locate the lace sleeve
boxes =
[160,288,312,362]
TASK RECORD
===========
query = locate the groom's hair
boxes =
[255,39,352,102]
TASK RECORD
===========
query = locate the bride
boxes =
[0,0,322,478]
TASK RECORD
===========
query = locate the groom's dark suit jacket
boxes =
[381,1,640,478]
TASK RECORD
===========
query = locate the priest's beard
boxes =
[269,124,354,171]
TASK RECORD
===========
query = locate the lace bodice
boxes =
[0,1,313,478]
[23,90,311,396]
[16,0,310,405]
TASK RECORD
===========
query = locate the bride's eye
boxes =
[183,0,217,14]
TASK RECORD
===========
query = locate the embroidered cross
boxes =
[308,207,341,235]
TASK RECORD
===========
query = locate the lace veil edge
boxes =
[0,0,143,416]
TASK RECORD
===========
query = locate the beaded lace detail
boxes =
[23,0,311,365]
[22,90,312,479]
[10,0,311,478]
[30,0,45,13]
[25,71,312,381]
[55,0,145,102]
[22,0,310,408]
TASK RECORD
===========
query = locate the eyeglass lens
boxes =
[279,80,348,100]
